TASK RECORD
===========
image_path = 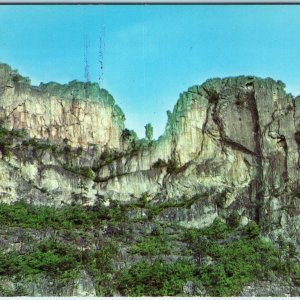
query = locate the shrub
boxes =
[0,239,80,277]
[200,218,229,240]
[76,146,83,156]
[117,259,195,296]
[130,236,171,256]
[167,158,179,174]
[64,144,72,154]
[182,228,201,244]
[0,202,102,230]
[227,211,241,228]
[80,166,94,179]
[92,240,119,273]
[292,265,300,286]
[243,221,260,239]
[23,138,52,151]
[11,129,27,138]
[152,158,167,169]
[198,238,276,296]
[0,125,13,158]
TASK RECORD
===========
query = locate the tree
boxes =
[243,221,260,239]
[227,211,241,229]
[122,129,138,147]
[145,123,153,141]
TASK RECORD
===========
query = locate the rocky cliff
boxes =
[0,62,300,296]
[0,63,125,149]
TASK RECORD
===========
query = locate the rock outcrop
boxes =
[0,63,125,149]
[0,63,300,241]
[0,62,300,296]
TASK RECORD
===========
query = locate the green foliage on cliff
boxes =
[197,238,279,296]
[117,259,195,296]
[182,219,298,296]
[0,201,108,230]
[144,123,153,141]
[0,201,299,296]
[0,239,79,277]
[130,235,171,256]
[0,124,27,158]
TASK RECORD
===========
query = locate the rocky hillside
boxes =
[0,62,300,296]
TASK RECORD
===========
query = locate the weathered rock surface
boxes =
[0,63,300,296]
[1,64,300,240]
[0,270,96,296]
[240,276,300,296]
[0,63,125,149]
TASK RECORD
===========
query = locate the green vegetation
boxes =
[87,240,120,296]
[0,201,113,230]
[63,165,94,179]
[0,124,27,158]
[152,158,168,168]
[145,123,153,141]
[0,284,27,296]
[152,157,180,174]
[92,148,125,171]
[0,236,120,296]
[22,138,52,151]
[167,158,180,174]
[121,128,138,146]
[0,239,80,278]
[130,235,171,256]
[0,200,299,296]
[198,238,279,296]
[227,211,241,228]
[181,218,299,296]
[0,125,100,180]
[117,259,195,296]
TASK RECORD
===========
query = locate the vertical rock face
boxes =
[0,63,125,149]
[0,62,300,245]
[1,62,300,296]
[95,76,300,245]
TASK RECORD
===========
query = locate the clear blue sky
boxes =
[1,5,300,138]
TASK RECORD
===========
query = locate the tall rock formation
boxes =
[0,63,125,149]
[0,62,299,244]
[1,62,300,297]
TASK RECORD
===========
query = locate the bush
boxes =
[198,238,277,296]
[0,202,103,230]
[76,146,83,156]
[227,211,241,228]
[80,166,94,179]
[183,218,290,296]
[130,236,171,256]
[200,218,229,240]
[292,265,300,286]
[63,165,94,179]
[0,125,12,158]
[152,159,167,169]
[182,228,201,244]
[64,144,72,154]
[23,138,52,151]
[11,129,26,138]
[167,158,179,174]
[0,239,80,277]
[117,259,195,296]
[92,240,119,273]
[243,221,260,239]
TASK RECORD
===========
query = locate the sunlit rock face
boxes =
[0,62,300,243]
[0,63,125,150]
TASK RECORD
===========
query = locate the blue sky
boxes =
[1,5,300,138]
